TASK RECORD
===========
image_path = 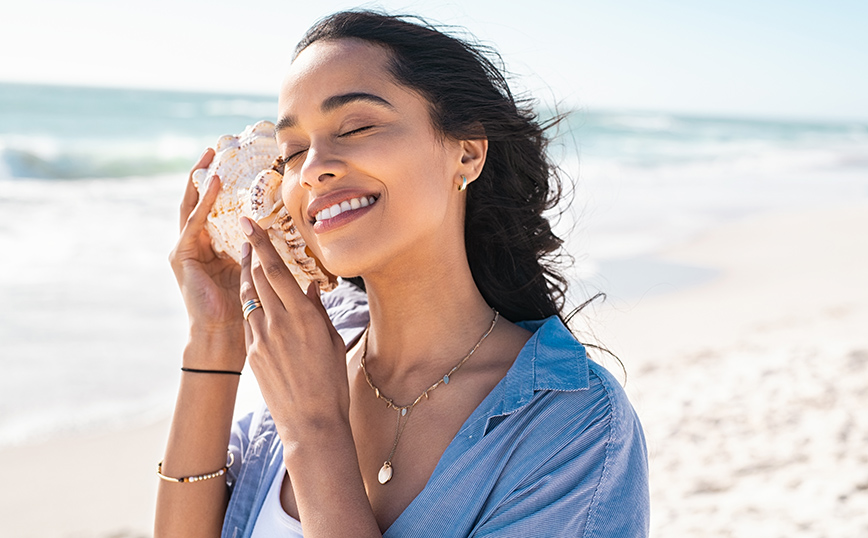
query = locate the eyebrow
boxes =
[275,92,395,133]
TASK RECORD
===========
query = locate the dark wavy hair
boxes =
[295,10,571,322]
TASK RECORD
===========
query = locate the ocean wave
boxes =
[0,146,192,179]
[0,133,210,179]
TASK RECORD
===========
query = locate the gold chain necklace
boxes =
[360,309,499,485]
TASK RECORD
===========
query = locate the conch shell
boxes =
[192,120,336,292]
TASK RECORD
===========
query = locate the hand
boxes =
[238,216,351,438]
[169,150,244,347]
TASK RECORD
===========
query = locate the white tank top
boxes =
[250,462,304,538]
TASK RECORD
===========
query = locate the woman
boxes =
[156,10,649,538]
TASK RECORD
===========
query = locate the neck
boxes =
[359,250,496,388]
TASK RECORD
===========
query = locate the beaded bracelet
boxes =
[157,452,235,483]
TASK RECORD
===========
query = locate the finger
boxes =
[240,216,305,307]
[306,281,343,346]
[305,281,332,325]
[239,241,264,342]
[180,148,215,232]
[250,248,290,318]
[180,173,221,244]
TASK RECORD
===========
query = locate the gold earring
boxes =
[458,175,468,191]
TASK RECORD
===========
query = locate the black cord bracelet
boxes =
[181,367,242,376]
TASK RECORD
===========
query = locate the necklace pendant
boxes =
[378,462,393,484]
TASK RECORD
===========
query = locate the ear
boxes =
[459,138,488,184]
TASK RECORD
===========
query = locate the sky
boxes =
[2,0,867,121]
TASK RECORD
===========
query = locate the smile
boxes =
[315,195,378,223]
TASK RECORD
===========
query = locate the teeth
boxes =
[315,196,376,222]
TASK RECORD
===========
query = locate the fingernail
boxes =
[205,175,213,190]
[241,242,251,259]
[198,148,210,160]
[239,217,254,236]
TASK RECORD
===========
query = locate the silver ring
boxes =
[242,298,262,321]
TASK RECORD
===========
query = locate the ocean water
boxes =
[1,82,867,447]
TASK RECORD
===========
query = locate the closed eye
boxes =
[338,125,374,137]
[273,150,307,174]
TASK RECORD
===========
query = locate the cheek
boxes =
[282,179,321,255]
[280,177,298,213]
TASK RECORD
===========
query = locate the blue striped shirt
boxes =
[223,282,649,537]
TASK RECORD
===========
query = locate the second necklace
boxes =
[360,309,500,485]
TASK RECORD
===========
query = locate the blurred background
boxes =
[1,1,867,536]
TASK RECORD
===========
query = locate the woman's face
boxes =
[276,39,471,279]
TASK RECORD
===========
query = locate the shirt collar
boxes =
[483,315,589,424]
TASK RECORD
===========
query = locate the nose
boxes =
[298,141,348,190]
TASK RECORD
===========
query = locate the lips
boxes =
[305,190,380,235]
[315,195,378,223]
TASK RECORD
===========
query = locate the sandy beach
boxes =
[0,418,168,538]
[2,201,866,537]
[595,202,868,536]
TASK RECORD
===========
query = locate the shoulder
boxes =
[526,361,649,537]
[505,356,645,474]
[577,361,649,537]
[540,358,647,493]
[508,316,635,429]
[584,359,644,444]
[471,318,649,537]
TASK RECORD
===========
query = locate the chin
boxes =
[312,241,376,280]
